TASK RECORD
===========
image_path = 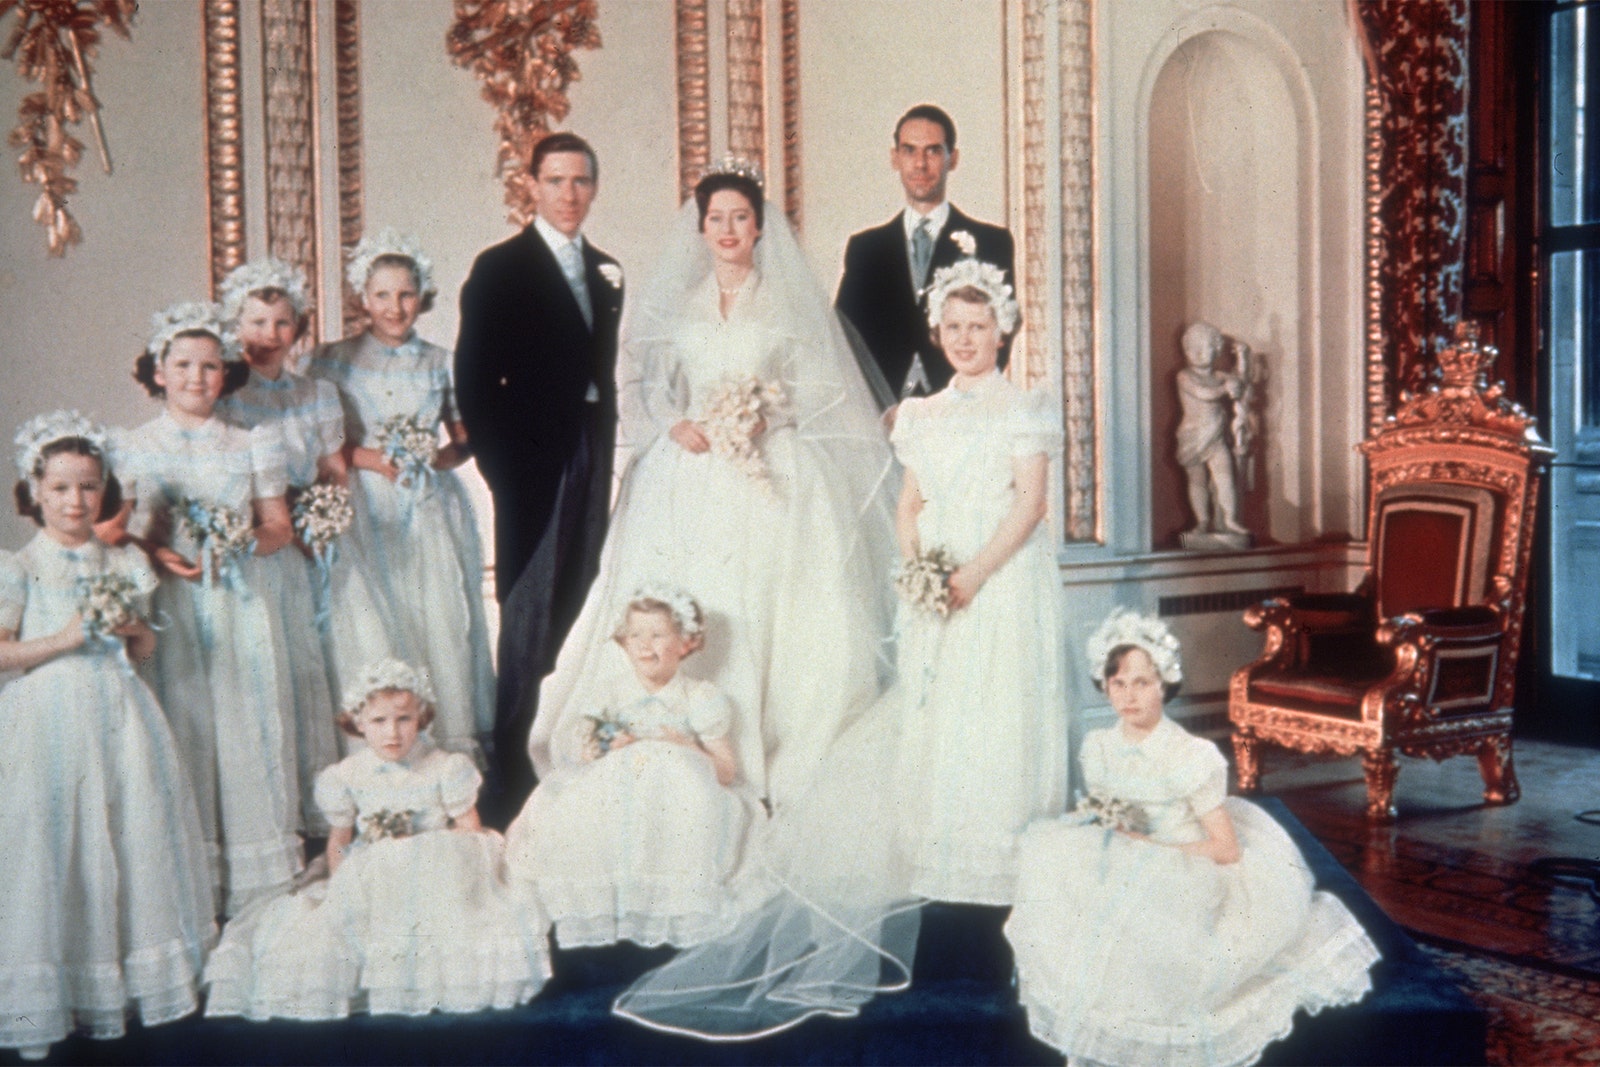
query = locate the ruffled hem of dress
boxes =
[0,936,207,1048]
[552,906,740,950]
[221,833,304,907]
[903,835,1020,905]
[1018,905,1381,1067]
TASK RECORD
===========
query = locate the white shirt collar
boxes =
[533,215,585,259]
[902,201,951,241]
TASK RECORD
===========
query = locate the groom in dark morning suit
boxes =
[455,133,623,817]
[837,104,1015,407]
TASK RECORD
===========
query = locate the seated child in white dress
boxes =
[1004,610,1380,1067]
[507,587,756,948]
[204,658,550,1020]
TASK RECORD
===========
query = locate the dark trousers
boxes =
[490,417,610,818]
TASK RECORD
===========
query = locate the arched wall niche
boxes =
[1145,24,1311,548]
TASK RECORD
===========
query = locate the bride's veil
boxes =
[580,201,919,1037]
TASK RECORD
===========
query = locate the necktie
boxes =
[559,241,593,329]
[910,218,935,290]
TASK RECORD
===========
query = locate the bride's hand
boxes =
[669,420,711,453]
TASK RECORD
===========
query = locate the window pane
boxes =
[1549,249,1600,433]
[1550,5,1600,226]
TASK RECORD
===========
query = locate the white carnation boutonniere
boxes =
[597,263,623,290]
[950,230,977,257]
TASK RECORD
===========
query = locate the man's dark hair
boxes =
[893,104,956,152]
[530,132,599,183]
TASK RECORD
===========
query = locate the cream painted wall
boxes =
[0,1,211,547]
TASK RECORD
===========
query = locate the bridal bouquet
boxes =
[174,497,256,578]
[582,710,630,761]
[895,547,959,618]
[360,808,418,842]
[373,414,439,487]
[1076,791,1151,836]
[291,483,354,554]
[75,572,141,640]
[700,375,790,492]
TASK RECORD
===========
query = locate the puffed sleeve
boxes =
[0,551,26,633]
[1009,385,1064,459]
[684,680,735,742]
[436,751,483,820]
[1077,728,1110,796]
[312,379,346,461]
[888,395,925,470]
[314,761,359,829]
[435,348,460,424]
[1175,734,1230,818]
[248,422,289,499]
[110,427,158,541]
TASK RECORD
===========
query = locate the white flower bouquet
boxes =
[1076,791,1151,836]
[174,497,256,577]
[373,413,439,487]
[582,711,630,761]
[895,547,959,618]
[291,483,354,553]
[75,572,141,640]
[700,375,790,491]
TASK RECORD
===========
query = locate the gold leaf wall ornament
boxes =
[446,0,602,227]
[1,0,134,256]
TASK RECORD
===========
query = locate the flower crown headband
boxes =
[701,155,765,191]
[621,584,705,638]
[219,257,310,322]
[341,657,437,714]
[925,257,1020,337]
[13,410,111,480]
[146,300,237,361]
[1086,608,1183,687]
[345,228,436,298]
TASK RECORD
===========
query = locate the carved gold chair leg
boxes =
[1478,735,1520,805]
[1361,747,1399,823]
[1232,730,1262,793]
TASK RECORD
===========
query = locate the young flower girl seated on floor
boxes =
[1004,609,1381,1067]
[204,658,550,1020]
[506,587,757,949]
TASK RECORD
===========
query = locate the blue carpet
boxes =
[23,800,1482,1065]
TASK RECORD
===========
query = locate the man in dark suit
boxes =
[836,104,1016,407]
[454,132,623,816]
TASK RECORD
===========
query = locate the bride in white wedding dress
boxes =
[526,162,898,813]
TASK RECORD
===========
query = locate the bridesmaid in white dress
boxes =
[889,258,1067,905]
[116,302,303,915]
[205,659,549,1021]
[216,261,393,764]
[530,164,898,812]
[0,414,214,1061]
[508,587,756,948]
[1004,610,1380,1067]
[311,230,495,762]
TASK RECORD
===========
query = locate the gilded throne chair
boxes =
[1229,323,1553,821]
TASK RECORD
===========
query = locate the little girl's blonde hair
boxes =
[335,657,438,738]
[611,586,706,652]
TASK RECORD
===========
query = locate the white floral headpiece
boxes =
[341,657,438,714]
[620,584,705,639]
[1086,609,1183,688]
[146,300,235,360]
[700,155,765,190]
[219,257,310,322]
[13,410,111,480]
[925,257,1020,337]
[345,228,436,298]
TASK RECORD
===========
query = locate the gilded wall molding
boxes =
[1363,82,1386,436]
[261,0,320,317]
[675,0,710,203]
[1020,0,1048,393]
[335,0,364,328]
[203,0,247,292]
[1058,0,1097,542]
[725,0,765,173]
[779,0,800,229]
[1,0,133,256]
[447,0,602,227]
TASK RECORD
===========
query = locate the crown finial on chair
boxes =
[1436,320,1495,391]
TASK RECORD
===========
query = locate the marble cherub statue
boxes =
[1176,321,1258,550]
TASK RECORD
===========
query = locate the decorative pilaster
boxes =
[203,0,247,291]
[1059,0,1097,542]
[261,0,320,314]
[675,0,710,203]
[725,0,765,173]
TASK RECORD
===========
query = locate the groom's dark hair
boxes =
[530,132,599,183]
[894,104,956,152]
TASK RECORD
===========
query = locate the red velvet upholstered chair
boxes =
[1229,324,1552,821]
